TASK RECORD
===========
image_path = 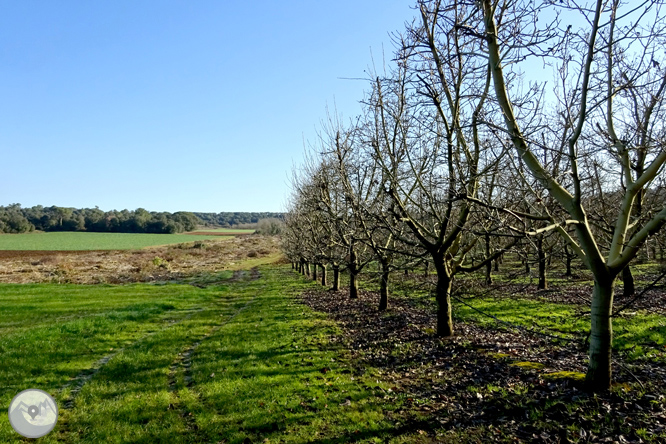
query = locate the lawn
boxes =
[0,232,226,250]
[0,266,408,444]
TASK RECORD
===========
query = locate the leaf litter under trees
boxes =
[299,279,666,443]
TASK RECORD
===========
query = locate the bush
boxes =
[152,257,169,269]
[256,218,284,235]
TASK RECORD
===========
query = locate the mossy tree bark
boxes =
[434,261,454,337]
[586,278,615,391]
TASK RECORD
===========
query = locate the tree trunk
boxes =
[622,266,635,297]
[321,264,327,286]
[434,262,454,337]
[305,262,311,277]
[349,268,358,299]
[485,233,492,285]
[537,238,547,290]
[404,268,409,276]
[424,261,429,277]
[313,263,318,281]
[564,246,573,277]
[586,278,615,392]
[332,264,340,291]
[379,261,389,311]
[494,258,499,272]
[349,245,358,298]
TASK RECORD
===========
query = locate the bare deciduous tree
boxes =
[480,0,666,390]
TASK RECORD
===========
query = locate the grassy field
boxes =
[2,251,664,442]
[0,232,226,251]
[0,266,411,444]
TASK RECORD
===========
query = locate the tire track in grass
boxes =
[167,294,258,436]
[58,307,205,410]
[54,305,230,443]
[53,269,262,442]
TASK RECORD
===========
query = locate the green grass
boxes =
[453,297,666,360]
[330,261,665,363]
[0,266,409,443]
[0,231,227,250]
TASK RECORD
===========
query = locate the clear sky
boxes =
[0,1,414,213]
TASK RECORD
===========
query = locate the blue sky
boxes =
[0,1,414,213]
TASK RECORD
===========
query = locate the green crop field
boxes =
[0,232,227,251]
[0,266,402,444]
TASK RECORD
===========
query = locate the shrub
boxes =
[152,257,169,269]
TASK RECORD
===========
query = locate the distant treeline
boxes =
[0,205,285,234]
[194,212,283,227]
[0,204,199,234]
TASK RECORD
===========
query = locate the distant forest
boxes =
[0,204,283,234]
[194,212,283,227]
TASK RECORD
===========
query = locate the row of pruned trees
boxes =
[282,0,666,392]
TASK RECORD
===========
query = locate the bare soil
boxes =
[185,231,254,236]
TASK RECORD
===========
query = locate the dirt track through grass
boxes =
[0,266,410,444]
[61,307,205,410]
[167,291,258,441]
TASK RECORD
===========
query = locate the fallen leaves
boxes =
[299,285,666,443]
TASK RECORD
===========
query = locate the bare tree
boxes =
[366,0,517,336]
[480,0,666,390]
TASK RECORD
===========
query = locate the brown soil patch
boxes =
[0,236,280,284]
[0,250,108,259]
[185,231,254,236]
